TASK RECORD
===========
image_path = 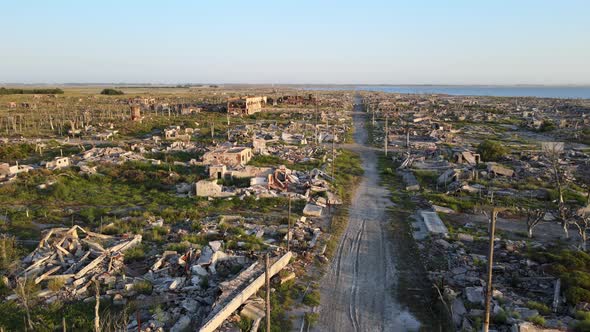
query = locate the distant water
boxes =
[305,85,590,99]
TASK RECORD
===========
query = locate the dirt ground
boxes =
[314,100,420,332]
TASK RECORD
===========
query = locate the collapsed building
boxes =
[202,146,252,167]
[227,96,266,115]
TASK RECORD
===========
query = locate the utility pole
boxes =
[384,114,388,156]
[265,253,271,332]
[331,124,336,179]
[483,208,498,332]
[287,193,292,252]
[94,280,100,332]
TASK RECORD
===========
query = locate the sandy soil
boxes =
[314,99,420,332]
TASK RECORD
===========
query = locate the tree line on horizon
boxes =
[0,87,64,95]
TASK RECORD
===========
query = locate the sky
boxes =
[1,0,589,85]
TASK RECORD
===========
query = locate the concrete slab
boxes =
[419,211,448,235]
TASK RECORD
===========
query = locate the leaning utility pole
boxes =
[265,253,271,332]
[483,208,498,332]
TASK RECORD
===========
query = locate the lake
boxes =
[305,85,590,99]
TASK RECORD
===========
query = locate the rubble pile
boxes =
[425,234,573,331]
[7,226,141,303]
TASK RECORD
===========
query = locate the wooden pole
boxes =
[331,124,336,179]
[483,208,497,332]
[287,193,292,252]
[265,253,271,332]
[384,114,388,156]
[94,280,100,332]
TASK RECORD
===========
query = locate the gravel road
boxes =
[314,99,420,332]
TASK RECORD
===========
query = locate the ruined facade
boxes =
[130,104,141,121]
[202,147,252,167]
[227,96,266,115]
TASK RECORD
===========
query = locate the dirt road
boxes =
[314,99,420,332]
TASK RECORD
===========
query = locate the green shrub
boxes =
[576,310,590,321]
[477,140,508,161]
[304,312,319,328]
[303,290,320,307]
[574,320,590,332]
[100,88,124,95]
[538,120,556,132]
[47,278,65,292]
[124,245,146,263]
[528,315,545,326]
[493,309,508,324]
[526,301,551,315]
[567,287,590,304]
[133,280,153,295]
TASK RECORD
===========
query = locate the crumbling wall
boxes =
[199,252,293,332]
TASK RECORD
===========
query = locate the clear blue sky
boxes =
[1,0,589,85]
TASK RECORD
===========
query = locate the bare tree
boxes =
[525,208,545,238]
[572,213,590,251]
[576,163,590,206]
[0,235,19,271]
[542,142,565,204]
[558,202,573,239]
[543,142,570,237]
[15,277,34,330]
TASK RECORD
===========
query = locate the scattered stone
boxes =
[464,286,484,306]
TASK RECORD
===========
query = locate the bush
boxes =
[124,245,146,263]
[526,301,551,315]
[100,88,124,95]
[538,120,556,132]
[302,290,320,307]
[477,140,508,161]
[0,87,64,95]
[304,312,319,328]
[493,309,508,324]
[133,280,153,295]
[567,287,590,304]
[574,320,590,332]
[47,278,65,292]
[528,314,545,326]
[576,310,590,321]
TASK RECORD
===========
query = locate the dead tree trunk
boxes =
[526,209,545,238]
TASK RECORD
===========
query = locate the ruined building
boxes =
[130,104,141,121]
[227,96,266,115]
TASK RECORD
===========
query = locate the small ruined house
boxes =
[130,105,141,121]
[45,157,71,170]
[453,151,480,165]
[487,163,514,178]
[227,96,266,115]
[202,146,252,167]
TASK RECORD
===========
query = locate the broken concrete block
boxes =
[464,286,484,306]
[452,298,466,327]
[209,241,223,252]
[191,265,208,277]
[168,277,185,291]
[457,233,474,242]
[170,315,191,332]
[303,203,322,217]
